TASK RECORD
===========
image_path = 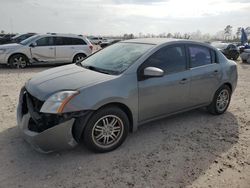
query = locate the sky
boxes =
[0,0,249,36]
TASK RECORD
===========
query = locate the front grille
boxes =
[21,89,44,114]
[26,92,44,112]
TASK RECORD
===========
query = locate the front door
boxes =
[30,36,55,62]
[138,44,191,122]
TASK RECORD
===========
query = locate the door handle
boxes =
[212,70,219,75]
[179,78,188,84]
[49,47,54,50]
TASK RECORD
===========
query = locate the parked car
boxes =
[0,34,16,44]
[100,39,121,48]
[88,36,104,45]
[211,42,240,60]
[10,33,36,44]
[0,33,93,68]
[240,48,250,63]
[17,38,237,153]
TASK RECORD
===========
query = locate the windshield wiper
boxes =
[81,65,118,75]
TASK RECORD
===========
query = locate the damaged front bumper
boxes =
[17,87,78,153]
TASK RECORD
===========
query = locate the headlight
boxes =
[40,91,79,114]
[0,49,6,53]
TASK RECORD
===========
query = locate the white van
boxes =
[0,33,93,68]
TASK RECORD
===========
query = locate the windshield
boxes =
[80,42,154,74]
[20,35,40,45]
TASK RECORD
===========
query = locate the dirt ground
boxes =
[0,60,249,188]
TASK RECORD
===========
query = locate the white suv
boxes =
[0,34,93,68]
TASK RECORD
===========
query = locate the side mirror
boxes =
[143,67,164,77]
[30,42,37,48]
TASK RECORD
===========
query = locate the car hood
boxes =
[25,64,117,101]
[0,43,21,49]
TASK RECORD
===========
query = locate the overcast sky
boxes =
[0,0,249,36]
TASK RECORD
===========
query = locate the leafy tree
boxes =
[236,27,242,39]
[224,25,233,40]
[245,27,250,36]
[166,33,173,38]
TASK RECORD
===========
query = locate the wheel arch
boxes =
[99,102,134,133]
[7,53,30,65]
[223,82,232,92]
[72,102,134,143]
[72,52,87,62]
[209,82,233,104]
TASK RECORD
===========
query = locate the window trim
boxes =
[137,44,188,81]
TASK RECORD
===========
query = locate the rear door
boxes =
[54,37,72,63]
[30,37,55,62]
[188,45,221,106]
[55,37,87,63]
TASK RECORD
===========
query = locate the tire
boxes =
[82,106,129,153]
[207,85,232,115]
[73,53,86,63]
[232,54,239,60]
[230,52,239,60]
[9,54,28,69]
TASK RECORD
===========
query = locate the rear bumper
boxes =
[17,88,78,153]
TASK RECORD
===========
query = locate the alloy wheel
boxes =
[216,89,229,112]
[75,55,85,63]
[91,115,124,148]
[12,56,27,68]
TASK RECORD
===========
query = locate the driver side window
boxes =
[144,45,187,74]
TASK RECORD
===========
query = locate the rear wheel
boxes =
[82,106,129,153]
[73,54,86,63]
[9,54,28,68]
[207,85,232,115]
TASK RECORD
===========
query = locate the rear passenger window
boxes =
[62,37,72,45]
[145,45,186,74]
[55,37,86,45]
[55,37,64,45]
[188,45,212,68]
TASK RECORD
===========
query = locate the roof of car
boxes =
[35,33,86,39]
[122,38,217,50]
[122,38,183,45]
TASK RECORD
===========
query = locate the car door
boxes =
[187,45,221,106]
[30,37,55,62]
[138,44,191,122]
[55,37,76,63]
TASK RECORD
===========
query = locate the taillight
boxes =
[89,45,93,51]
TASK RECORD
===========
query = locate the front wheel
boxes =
[9,54,28,69]
[82,106,129,153]
[207,85,232,115]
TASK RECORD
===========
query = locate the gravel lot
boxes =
[0,60,249,188]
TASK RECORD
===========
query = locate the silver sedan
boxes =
[17,38,238,153]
